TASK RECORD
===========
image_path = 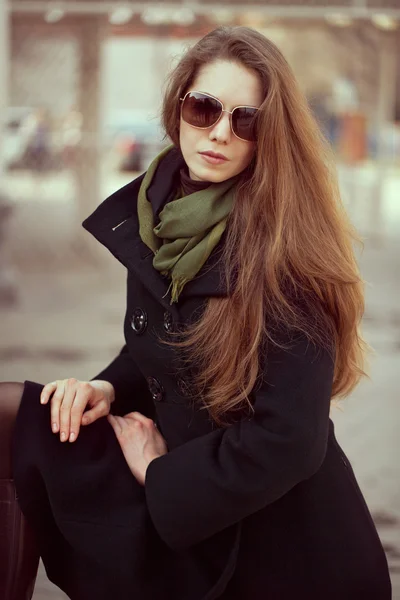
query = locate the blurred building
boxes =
[1,0,399,262]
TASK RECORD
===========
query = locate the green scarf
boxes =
[137,144,238,304]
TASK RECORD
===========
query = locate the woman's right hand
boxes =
[40,378,115,443]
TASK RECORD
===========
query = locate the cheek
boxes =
[179,120,199,151]
[178,123,192,166]
[225,142,255,178]
[236,143,255,169]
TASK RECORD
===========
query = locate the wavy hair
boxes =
[160,26,368,426]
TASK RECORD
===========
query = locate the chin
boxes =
[189,163,232,183]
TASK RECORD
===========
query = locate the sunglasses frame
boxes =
[179,90,259,143]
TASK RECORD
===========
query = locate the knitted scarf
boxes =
[137,144,238,304]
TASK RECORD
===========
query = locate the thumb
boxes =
[81,403,108,426]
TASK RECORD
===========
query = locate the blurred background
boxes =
[0,0,399,598]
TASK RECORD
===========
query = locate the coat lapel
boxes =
[81,170,229,319]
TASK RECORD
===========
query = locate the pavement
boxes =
[0,163,399,599]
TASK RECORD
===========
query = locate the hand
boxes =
[40,378,115,443]
[107,412,168,486]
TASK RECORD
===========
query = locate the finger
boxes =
[81,401,108,426]
[50,380,65,434]
[125,412,153,427]
[59,379,77,442]
[115,415,127,432]
[69,383,92,442]
[107,414,123,436]
[40,381,57,405]
[127,413,159,437]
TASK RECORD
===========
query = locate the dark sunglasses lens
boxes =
[232,107,258,142]
[182,93,222,128]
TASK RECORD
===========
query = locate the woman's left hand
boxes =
[107,412,168,486]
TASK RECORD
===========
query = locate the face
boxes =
[179,60,263,183]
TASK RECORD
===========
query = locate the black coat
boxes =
[13,149,391,600]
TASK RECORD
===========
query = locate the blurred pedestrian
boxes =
[60,105,82,169]
[1,26,391,600]
[22,107,52,172]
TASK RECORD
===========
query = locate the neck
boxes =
[180,166,211,196]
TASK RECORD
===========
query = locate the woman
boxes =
[1,26,391,600]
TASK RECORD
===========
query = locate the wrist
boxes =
[91,380,116,404]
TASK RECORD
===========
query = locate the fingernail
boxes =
[69,433,75,442]
[60,432,66,442]
[40,397,46,404]
[52,423,58,433]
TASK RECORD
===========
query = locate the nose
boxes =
[209,110,231,144]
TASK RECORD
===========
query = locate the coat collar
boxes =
[81,150,229,318]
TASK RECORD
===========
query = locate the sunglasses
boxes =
[179,90,259,143]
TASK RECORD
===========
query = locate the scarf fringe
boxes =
[170,277,189,304]
[161,274,189,304]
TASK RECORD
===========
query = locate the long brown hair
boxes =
[161,26,368,427]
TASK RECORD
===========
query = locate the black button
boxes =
[177,377,191,397]
[163,311,174,333]
[147,376,164,402]
[131,308,148,335]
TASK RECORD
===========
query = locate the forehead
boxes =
[191,60,263,109]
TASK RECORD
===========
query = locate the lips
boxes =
[199,151,228,161]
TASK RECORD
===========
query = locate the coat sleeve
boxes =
[144,330,335,550]
[90,344,154,418]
